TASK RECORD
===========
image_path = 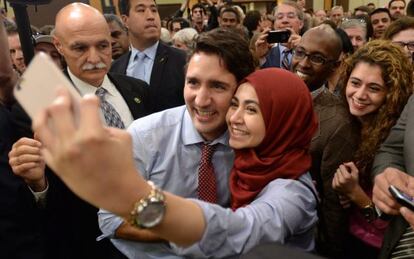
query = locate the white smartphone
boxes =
[14,52,81,122]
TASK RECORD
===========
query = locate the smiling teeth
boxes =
[198,110,214,116]
[296,71,308,79]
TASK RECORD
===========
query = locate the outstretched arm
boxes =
[33,89,205,247]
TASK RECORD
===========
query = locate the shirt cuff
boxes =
[28,183,49,206]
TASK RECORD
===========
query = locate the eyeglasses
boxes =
[292,48,336,65]
[341,17,367,25]
[275,12,298,20]
[392,41,414,51]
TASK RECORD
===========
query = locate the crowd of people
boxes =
[2,0,414,258]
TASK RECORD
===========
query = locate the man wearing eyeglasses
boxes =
[255,0,303,69]
[292,25,358,259]
[383,16,414,63]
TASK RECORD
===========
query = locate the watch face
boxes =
[137,202,166,228]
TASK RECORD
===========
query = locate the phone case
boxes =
[389,185,414,211]
[14,52,81,121]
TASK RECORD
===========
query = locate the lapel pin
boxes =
[134,97,141,104]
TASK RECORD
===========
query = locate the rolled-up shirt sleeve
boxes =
[171,174,318,258]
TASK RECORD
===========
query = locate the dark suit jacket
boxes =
[0,105,45,259]
[43,71,150,259]
[372,95,414,259]
[110,41,186,113]
[261,44,281,69]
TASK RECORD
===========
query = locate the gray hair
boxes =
[339,18,368,41]
[273,0,304,21]
[172,28,198,50]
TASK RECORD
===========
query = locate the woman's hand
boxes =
[332,162,361,197]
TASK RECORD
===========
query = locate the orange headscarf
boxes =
[230,68,318,209]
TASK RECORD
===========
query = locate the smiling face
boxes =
[291,29,339,90]
[346,62,387,122]
[226,82,266,150]
[184,52,238,141]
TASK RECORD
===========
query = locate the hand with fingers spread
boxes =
[33,89,149,217]
[8,137,46,192]
[372,167,412,215]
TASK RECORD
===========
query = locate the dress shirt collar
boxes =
[181,108,230,147]
[129,41,159,64]
[67,68,116,97]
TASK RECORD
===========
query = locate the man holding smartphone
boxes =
[255,0,303,69]
[372,95,414,259]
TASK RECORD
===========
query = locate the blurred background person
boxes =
[33,34,64,69]
[370,8,392,39]
[104,14,130,60]
[340,18,368,51]
[6,24,25,75]
[383,16,414,63]
[314,9,327,25]
[389,0,407,21]
[330,6,344,26]
[172,27,198,53]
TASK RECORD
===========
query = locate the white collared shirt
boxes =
[67,69,134,127]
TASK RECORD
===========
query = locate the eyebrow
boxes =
[349,76,384,88]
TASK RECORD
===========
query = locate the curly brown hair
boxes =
[339,40,413,187]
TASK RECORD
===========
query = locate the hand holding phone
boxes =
[266,30,291,44]
[389,185,414,211]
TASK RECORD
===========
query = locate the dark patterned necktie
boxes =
[197,144,218,203]
[281,49,292,70]
[95,87,125,129]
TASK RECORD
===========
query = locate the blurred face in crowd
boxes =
[391,28,414,59]
[274,4,303,34]
[184,52,238,141]
[107,20,129,60]
[346,62,386,122]
[226,82,266,150]
[123,0,161,49]
[8,33,26,74]
[54,10,112,87]
[260,18,273,30]
[292,29,339,90]
[389,0,406,20]
[35,42,63,69]
[330,8,344,25]
[192,7,205,25]
[171,22,182,37]
[219,11,239,28]
[371,11,391,39]
[314,10,327,25]
[344,27,366,51]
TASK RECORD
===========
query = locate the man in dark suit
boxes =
[8,3,149,258]
[111,0,187,113]
[372,95,414,259]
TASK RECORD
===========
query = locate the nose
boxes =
[354,86,368,100]
[194,86,211,107]
[145,9,155,20]
[87,47,100,64]
[298,55,311,68]
[229,107,243,124]
[16,49,24,59]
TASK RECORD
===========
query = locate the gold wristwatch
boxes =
[129,181,166,228]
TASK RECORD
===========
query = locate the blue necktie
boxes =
[281,49,291,70]
[133,52,147,82]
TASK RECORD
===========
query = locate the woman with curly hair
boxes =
[332,39,413,259]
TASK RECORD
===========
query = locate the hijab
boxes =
[230,68,318,209]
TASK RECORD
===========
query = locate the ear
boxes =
[53,36,64,56]
[121,15,129,30]
[218,16,223,26]
[299,19,304,30]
